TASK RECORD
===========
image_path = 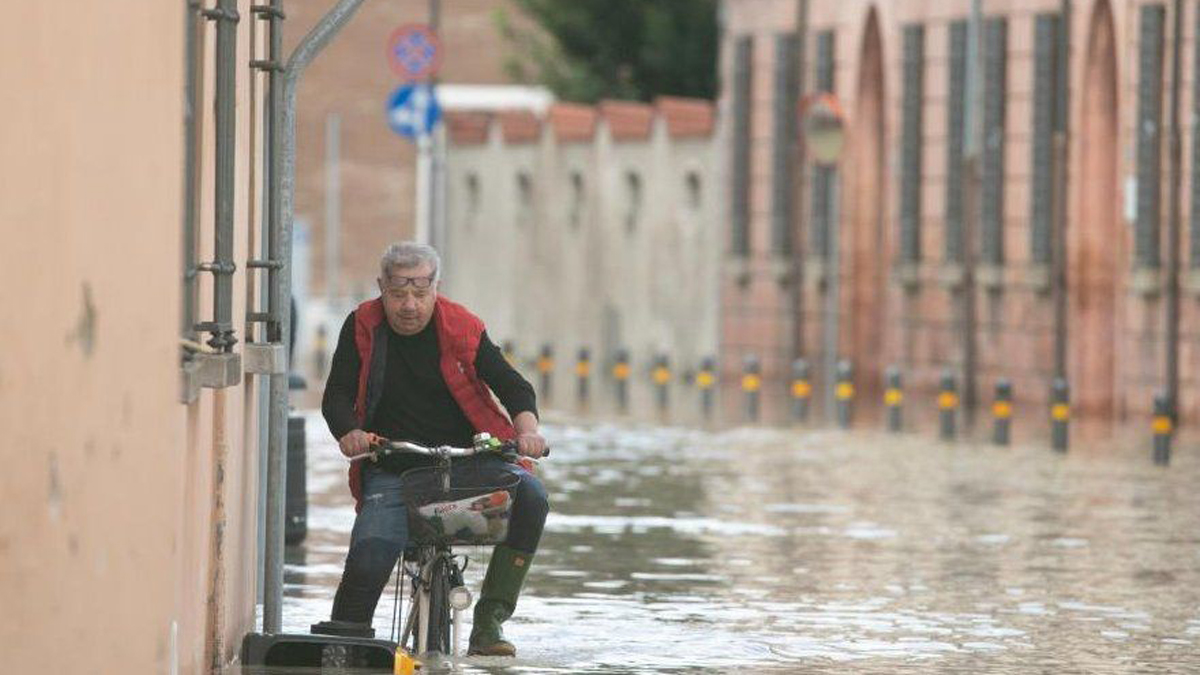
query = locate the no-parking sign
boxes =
[388,24,442,81]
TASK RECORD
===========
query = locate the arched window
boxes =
[568,171,585,229]
[685,171,702,210]
[515,171,533,227]
[465,172,480,221]
[624,171,642,233]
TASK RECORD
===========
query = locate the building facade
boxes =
[2,1,277,672]
[720,0,1200,431]
[441,99,721,422]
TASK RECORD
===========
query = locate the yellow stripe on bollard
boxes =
[742,374,761,392]
[835,382,854,401]
[792,380,812,399]
[696,371,715,389]
[992,401,1012,419]
[537,357,554,374]
[938,392,959,409]
[613,363,630,380]
[653,367,671,385]
[1050,403,1070,422]
[883,388,902,406]
[575,361,591,377]
[1152,415,1173,435]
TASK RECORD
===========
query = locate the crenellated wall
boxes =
[441,99,722,422]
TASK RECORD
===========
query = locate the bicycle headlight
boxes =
[448,585,473,611]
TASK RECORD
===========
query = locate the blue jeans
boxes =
[331,456,549,624]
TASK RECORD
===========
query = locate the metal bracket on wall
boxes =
[244,342,287,375]
[196,352,242,389]
[202,6,241,22]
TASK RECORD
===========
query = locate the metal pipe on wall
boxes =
[182,0,203,346]
[263,0,371,633]
[200,0,241,352]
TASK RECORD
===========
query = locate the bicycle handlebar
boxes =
[345,435,549,463]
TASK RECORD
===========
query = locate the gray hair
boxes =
[380,241,441,281]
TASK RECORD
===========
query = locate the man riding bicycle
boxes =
[321,241,549,657]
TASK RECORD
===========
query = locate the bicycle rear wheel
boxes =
[424,554,453,654]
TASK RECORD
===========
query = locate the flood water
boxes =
[251,411,1200,673]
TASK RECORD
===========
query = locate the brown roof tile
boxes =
[599,100,654,141]
[445,111,491,145]
[548,103,597,143]
[497,110,541,144]
[655,96,715,138]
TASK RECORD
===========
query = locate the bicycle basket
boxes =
[399,461,520,547]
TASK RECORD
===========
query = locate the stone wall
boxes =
[441,100,721,423]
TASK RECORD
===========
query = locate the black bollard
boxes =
[938,369,958,441]
[1050,378,1069,452]
[697,356,716,420]
[652,354,671,415]
[884,366,902,432]
[613,348,630,414]
[285,414,307,545]
[576,347,591,408]
[993,379,1013,445]
[835,360,854,429]
[743,354,761,422]
[791,359,812,423]
[1153,391,1172,465]
[537,344,554,404]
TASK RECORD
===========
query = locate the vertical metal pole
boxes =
[1051,0,1072,382]
[960,0,983,430]
[1165,0,1183,436]
[791,0,810,359]
[325,113,342,306]
[415,133,432,243]
[266,0,371,634]
[823,171,840,422]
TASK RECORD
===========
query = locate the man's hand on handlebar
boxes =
[515,431,548,459]
[338,429,382,459]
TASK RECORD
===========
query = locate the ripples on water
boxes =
[260,412,1200,674]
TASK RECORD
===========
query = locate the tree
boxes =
[497,0,718,103]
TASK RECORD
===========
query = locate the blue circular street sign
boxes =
[386,84,442,139]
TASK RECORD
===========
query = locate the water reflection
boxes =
[233,413,1200,673]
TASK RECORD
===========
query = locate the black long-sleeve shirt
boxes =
[322,311,536,472]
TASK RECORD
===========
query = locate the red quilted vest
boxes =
[348,295,516,511]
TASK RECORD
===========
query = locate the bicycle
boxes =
[345,432,548,661]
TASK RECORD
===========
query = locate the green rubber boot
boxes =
[468,544,533,657]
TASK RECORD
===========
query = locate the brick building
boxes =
[719,0,1200,430]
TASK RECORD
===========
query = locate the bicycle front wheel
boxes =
[424,554,454,654]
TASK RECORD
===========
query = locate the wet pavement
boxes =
[255,410,1200,673]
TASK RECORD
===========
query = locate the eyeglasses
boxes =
[385,274,435,289]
